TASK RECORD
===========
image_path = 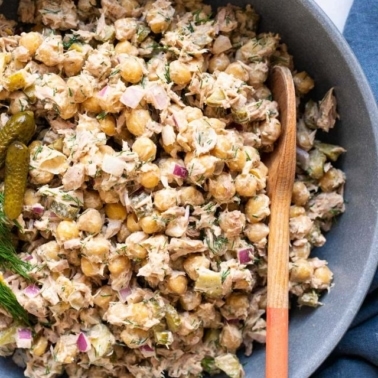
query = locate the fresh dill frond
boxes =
[0,278,30,325]
[0,193,31,279]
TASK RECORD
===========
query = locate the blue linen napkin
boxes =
[313,0,378,376]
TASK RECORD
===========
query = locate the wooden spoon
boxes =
[265,65,297,378]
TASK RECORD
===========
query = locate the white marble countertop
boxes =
[314,0,354,32]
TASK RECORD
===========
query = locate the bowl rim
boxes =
[292,0,378,376]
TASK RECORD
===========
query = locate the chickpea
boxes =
[105,203,127,221]
[291,241,311,260]
[208,53,230,73]
[154,188,177,212]
[139,163,160,188]
[183,255,210,280]
[83,190,103,210]
[290,206,306,218]
[244,223,269,243]
[93,286,114,309]
[126,108,151,136]
[183,106,203,123]
[83,236,110,259]
[77,209,103,234]
[292,181,310,206]
[206,117,226,131]
[108,256,131,276]
[313,265,333,288]
[227,148,246,172]
[139,213,164,234]
[179,290,202,311]
[56,221,79,243]
[98,114,116,136]
[81,96,102,113]
[226,292,249,312]
[120,327,149,349]
[166,275,188,295]
[169,60,192,85]
[126,213,141,232]
[319,168,345,193]
[225,62,249,82]
[219,324,243,351]
[132,136,157,162]
[81,257,102,277]
[19,32,43,55]
[259,118,281,147]
[120,56,144,84]
[245,194,270,223]
[178,186,205,206]
[209,173,236,202]
[127,243,148,260]
[115,40,139,55]
[24,188,40,206]
[211,135,233,159]
[293,71,315,95]
[290,259,313,282]
[235,173,258,197]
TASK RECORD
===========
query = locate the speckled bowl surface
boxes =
[1,1,378,377]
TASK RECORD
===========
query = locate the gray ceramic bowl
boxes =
[1,0,378,377]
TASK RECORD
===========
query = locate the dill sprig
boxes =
[0,278,30,326]
[0,193,31,279]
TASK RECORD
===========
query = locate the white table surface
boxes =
[314,0,354,32]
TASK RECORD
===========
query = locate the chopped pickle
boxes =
[4,141,30,220]
[194,268,223,298]
[0,111,35,167]
[50,200,80,220]
[298,291,320,307]
[154,330,173,346]
[206,88,226,107]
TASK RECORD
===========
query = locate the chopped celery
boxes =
[206,88,226,107]
[165,304,181,332]
[314,142,346,162]
[214,353,244,378]
[0,325,16,346]
[298,291,320,307]
[306,149,326,179]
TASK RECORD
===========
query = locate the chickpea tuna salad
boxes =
[0,0,346,377]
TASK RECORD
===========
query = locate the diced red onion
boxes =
[23,255,33,261]
[24,284,40,298]
[173,164,188,178]
[296,147,310,170]
[149,84,169,110]
[77,332,91,352]
[139,344,155,358]
[31,204,44,215]
[237,248,253,264]
[227,319,240,325]
[16,329,32,349]
[98,86,108,97]
[47,211,60,221]
[118,287,132,303]
[120,85,145,108]
[172,112,186,131]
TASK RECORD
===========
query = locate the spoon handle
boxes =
[265,65,296,378]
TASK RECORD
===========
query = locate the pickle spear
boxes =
[0,111,35,167]
[4,141,30,220]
